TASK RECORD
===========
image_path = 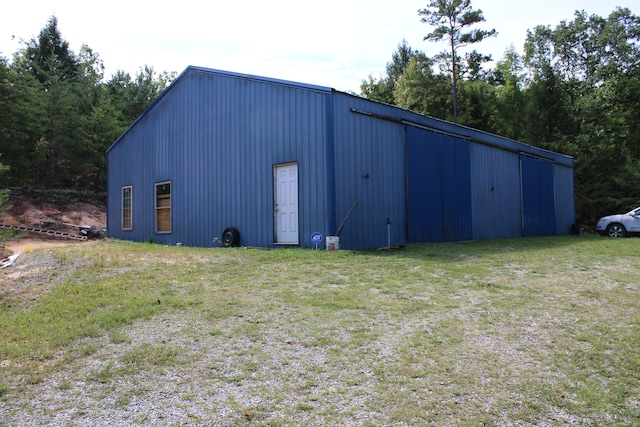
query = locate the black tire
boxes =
[222,226,241,247]
[605,223,626,238]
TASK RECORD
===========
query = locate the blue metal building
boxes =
[106,66,575,249]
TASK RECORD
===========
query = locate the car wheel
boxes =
[222,226,240,247]
[605,223,627,238]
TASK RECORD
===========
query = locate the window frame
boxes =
[122,185,133,231]
[154,181,172,234]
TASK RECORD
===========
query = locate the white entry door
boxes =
[275,163,299,244]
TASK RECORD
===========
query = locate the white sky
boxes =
[1,0,637,93]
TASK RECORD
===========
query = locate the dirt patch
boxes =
[0,246,94,303]
[1,195,105,300]
[4,238,82,253]
[2,195,105,228]
[1,195,105,257]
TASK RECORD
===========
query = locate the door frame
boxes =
[273,162,299,244]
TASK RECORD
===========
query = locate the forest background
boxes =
[1,6,639,228]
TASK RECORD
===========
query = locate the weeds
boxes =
[1,237,639,425]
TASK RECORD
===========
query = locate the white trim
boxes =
[274,162,299,244]
[122,185,133,231]
[154,181,172,234]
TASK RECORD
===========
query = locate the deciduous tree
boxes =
[491,46,526,140]
[394,54,451,119]
[360,40,420,104]
[524,7,640,223]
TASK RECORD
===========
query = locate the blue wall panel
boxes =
[521,155,557,236]
[406,128,443,242]
[554,164,576,234]
[107,68,331,247]
[470,144,522,239]
[331,94,407,249]
[406,127,472,243]
[442,134,473,241]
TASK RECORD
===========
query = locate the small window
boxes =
[122,186,132,230]
[155,181,171,233]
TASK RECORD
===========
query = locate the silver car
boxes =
[596,207,640,237]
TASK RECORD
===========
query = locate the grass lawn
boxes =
[1,236,639,425]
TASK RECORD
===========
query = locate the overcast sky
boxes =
[1,0,637,93]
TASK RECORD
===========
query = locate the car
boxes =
[596,207,640,237]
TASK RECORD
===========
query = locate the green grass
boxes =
[1,236,639,425]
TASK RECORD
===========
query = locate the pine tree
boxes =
[418,0,496,122]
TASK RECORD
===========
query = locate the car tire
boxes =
[605,223,627,238]
[222,226,241,247]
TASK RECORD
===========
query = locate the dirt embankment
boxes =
[1,196,106,257]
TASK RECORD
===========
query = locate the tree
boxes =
[491,46,526,140]
[8,16,86,188]
[464,49,493,81]
[418,0,496,122]
[394,54,451,119]
[360,40,420,104]
[0,155,9,237]
[456,78,497,132]
[387,40,419,85]
[523,8,640,224]
[106,66,176,127]
[17,16,78,87]
[0,15,177,196]
[0,56,45,187]
[79,90,122,193]
[360,74,395,104]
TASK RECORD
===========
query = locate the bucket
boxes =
[326,235,340,251]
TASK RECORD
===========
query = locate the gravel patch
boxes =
[0,250,91,303]
[1,312,400,426]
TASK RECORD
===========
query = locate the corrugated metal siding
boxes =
[407,128,443,243]
[521,155,557,236]
[107,68,331,247]
[406,127,472,242]
[107,67,576,249]
[554,163,576,234]
[470,144,522,239]
[331,94,407,249]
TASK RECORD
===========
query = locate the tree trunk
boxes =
[451,39,458,123]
